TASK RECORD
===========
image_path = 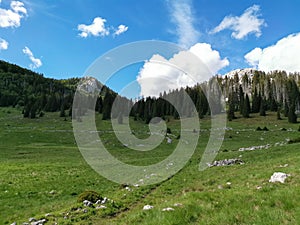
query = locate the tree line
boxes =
[0,60,299,123]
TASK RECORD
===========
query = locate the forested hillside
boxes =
[1,60,299,123]
[0,60,116,119]
[130,69,300,123]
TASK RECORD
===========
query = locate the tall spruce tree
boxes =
[242,94,250,118]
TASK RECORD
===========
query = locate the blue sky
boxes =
[1,0,300,97]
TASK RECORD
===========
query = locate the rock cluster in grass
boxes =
[81,196,111,209]
[11,217,48,225]
[143,203,183,211]
[239,144,271,151]
[207,158,244,167]
[238,139,288,152]
[11,196,113,225]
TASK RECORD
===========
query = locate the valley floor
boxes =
[0,108,300,224]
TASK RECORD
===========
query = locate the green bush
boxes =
[77,190,102,203]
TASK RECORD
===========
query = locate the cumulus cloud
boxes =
[78,17,128,38]
[137,43,229,97]
[22,46,42,69]
[168,0,200,48]
[114,24,128,36]
[0,38,8,50]
[211,5,266,40]
[0,1,27,28]
[78,17,110,38]
[245,33,300,73]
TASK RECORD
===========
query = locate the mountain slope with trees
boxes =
[0,60,299,123]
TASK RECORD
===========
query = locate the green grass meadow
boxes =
[0,108,300,224]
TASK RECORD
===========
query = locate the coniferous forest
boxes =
[0,60,299,123]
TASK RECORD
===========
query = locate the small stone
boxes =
[143,205,153,210]
[162,207,174,211]
[173,203,183,207]
[256,186,262,190]
[96,205,107,209]
[83,200,93,207]
[82,208,88,213]
[49,190,56,195]
[101,197,108,204]
[29,218,36,222]
[125,186,131,191]
[95,200,102,205]
[10,223,17,225]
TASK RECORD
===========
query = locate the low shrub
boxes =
[77,190,102,203]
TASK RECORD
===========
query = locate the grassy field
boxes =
[0,108,300,224]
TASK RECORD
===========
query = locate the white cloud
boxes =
[78,17,128,38]
[0,38,8,50]
[190,43,229,75]
[168,0,200,48]
[245,33,300,73]
[137,43,229,97]
[211,5,266,40]
[22,46,42,69]
[0,1,27,28]
[244,47,262,67]
[114,24,128,36]
[78,17,110,38]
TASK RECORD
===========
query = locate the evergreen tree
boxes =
[60,103,66,117]
[239,85,244,115]
[227,93,236,121]
[252,87,260,113]
[242,94,250,118]
[259,98,266,116]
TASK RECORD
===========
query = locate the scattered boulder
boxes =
[208,158,244,167]
[166,137,172,144]
[143,205,154,210]
[269,172,290,183]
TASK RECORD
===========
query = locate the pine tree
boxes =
[259,98,266,116]
[242,94,250,118]
[227,93,236,121]
[252,87,260,113]
[239,85,244,115]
